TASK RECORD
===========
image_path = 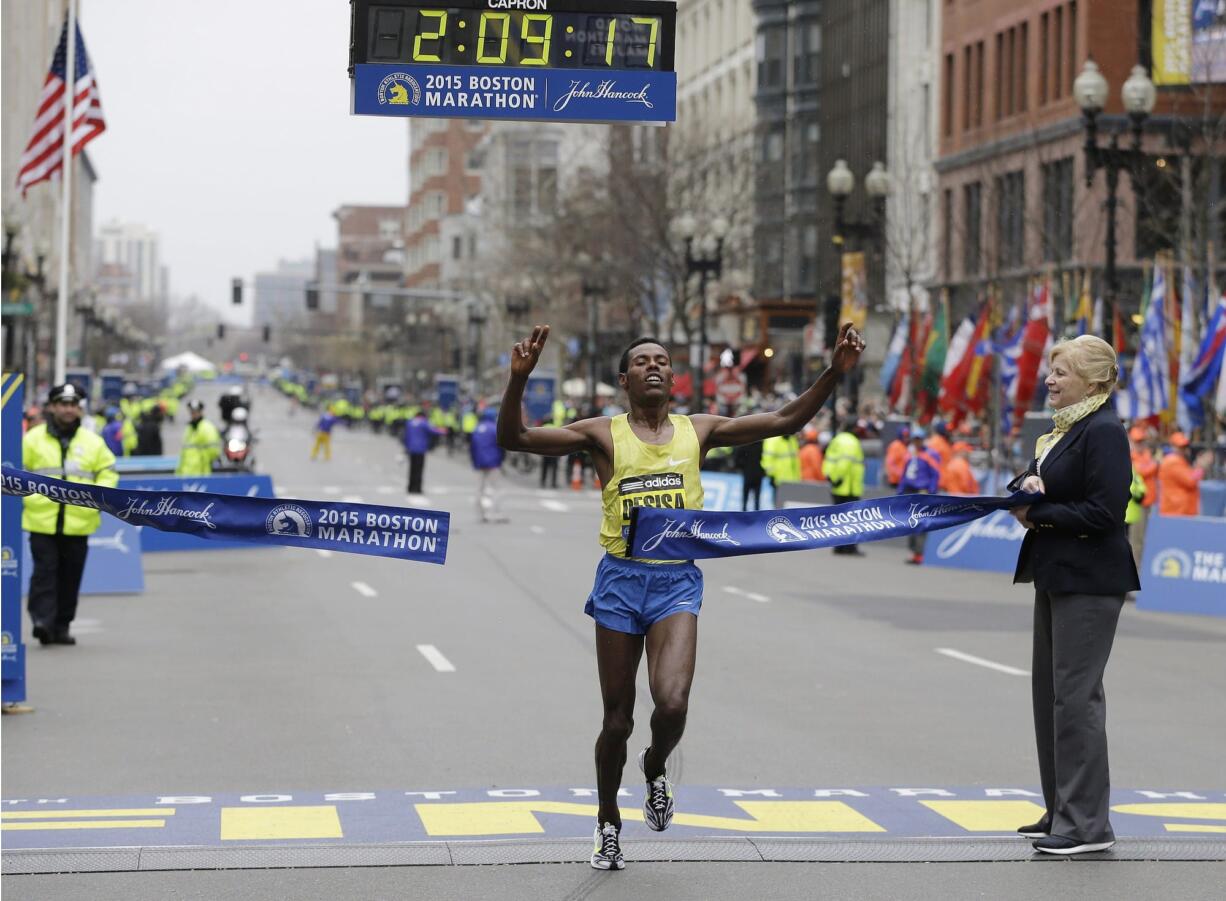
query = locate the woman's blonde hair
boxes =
[1049,335,1119,395]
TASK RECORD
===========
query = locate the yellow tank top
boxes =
[600,414,705,561]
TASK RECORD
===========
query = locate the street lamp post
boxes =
[467,303,487,396]
[1074,60,1157,307]
[825,160,889,407]
[577,253,608,414]
[672,214,729,410]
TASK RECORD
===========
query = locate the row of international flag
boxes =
[879,263,1226,433]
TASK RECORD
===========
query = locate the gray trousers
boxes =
[1032,589,1124,843]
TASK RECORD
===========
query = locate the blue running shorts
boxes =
[585,554,704,635]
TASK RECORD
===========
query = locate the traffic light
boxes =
[217,323,226,340]
[231,278,243,305]
[262,324,271,343]
[305,282,319,311]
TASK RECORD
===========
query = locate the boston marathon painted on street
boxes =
[3,0,1225,898]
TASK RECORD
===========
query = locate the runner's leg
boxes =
[594,625,644,827]
[642,612,697,779]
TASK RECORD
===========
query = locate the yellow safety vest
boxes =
[177,418,222,476]
[762,435,801,483]
[22,423,118,535]
[822,432,865,496]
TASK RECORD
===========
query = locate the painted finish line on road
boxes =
[3,787,1223,849]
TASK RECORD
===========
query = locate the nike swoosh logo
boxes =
[667,457,689,467]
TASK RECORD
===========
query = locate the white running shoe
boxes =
[590,821,625,870]
[638,747,675,831]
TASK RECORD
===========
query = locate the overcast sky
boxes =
[86,0,406,323]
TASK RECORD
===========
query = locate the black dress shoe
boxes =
[49,632,76,646]
[1017,817,1050,838]
[1032,834,1114,855]
[32,624,53,646]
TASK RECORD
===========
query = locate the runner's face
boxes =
[621,344,672,402]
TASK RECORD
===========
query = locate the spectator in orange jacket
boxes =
[1129,426,1158,509]
[926,420,953,471]
[940,441,981,494]
[1157,432,1212,516]
[885,426,910,486]
[799,426,824,482]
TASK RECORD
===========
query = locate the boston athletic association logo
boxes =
[378,73,421,106]
[266,504,314,539]
[766,515,806,544]
[1150,548,1192,579]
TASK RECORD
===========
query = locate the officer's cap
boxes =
[48,383,83,404]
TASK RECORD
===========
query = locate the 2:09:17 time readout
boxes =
[367,8,663,70]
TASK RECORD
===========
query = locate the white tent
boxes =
[159,351,216,373]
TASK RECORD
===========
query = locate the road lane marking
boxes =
[2,809,173,819]
[935,648,1029,677]
[540,500,569,513]
[2,819,166,830]
[723,586,770,603]
[315,549,333,559]
[416,644,456,672]
[351,581,378,598]
[221,806,342,841]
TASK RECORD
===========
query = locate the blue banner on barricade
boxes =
[113,455,180,474]
[698,471,775,513]
[2,469,449,565]
[118,474,275,552]
[1137,514,1226,617]
[2,373,27,703]
[20,516,144,596]
[629,492,1029,560]
[923,508,1027,573]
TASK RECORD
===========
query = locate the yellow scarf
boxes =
[1035,392,1110,465]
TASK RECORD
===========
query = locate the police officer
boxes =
[177,399,222,476]
[22,383,119,645]
[823,419,866,556]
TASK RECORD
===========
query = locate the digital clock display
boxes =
[354,0,675,72]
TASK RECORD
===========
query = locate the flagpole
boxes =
[53,0,78,386]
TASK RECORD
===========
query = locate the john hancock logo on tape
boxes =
[378,73,421,106]
[266,503,313,539]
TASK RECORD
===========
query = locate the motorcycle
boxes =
[220,405,256,472]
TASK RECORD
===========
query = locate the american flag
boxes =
[16,18,106,197]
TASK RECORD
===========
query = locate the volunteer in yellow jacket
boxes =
[498,322,865,871]
[822,421,866,556]
[22,383,119,646]
[177,399,221,476]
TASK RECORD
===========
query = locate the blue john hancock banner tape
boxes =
[1,468,448,565]
[629,492,1034,561]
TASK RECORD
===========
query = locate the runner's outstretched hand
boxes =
[511,325,550,379]
[830,323,866,376]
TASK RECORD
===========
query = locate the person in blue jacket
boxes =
[470,406,509,523]
[404,405,442,495]
[897,428,942,565]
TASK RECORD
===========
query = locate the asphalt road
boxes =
[4,383,1224,899]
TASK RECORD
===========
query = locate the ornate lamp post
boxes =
[672,213,729,409]
[826,159,889,248]
[1074,60,1157,306]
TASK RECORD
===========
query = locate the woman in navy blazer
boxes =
[1007,335,1139,856]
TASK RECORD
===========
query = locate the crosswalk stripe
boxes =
[351,581,378,598]
[416,644,456,672]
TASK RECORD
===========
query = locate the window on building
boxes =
[1041,157,1073,262]
[995,32,1004,121]
[452,235,463,260]
[1040,12,1049,104]
[995,170,1025,270]
[1054,5,1063,99]
[1135,155,1182,258]
[975,40,985,127]
[1067,2,1077,96]
[537,165,558,213]
[943,53,955,137]
[511,165,533,218]
[1018,22,1028,113]
[963,181,982,275]
[962,46,972,131]
[794,21,821,85]
[757,27,784,89]
[943,188,953,278]
[1005,28,1015,117]
[378,218,400,240]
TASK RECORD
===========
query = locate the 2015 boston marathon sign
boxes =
[629,493,1034,560]
[349,0,677,123]
[1,469,448,565]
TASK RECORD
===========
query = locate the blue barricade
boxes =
[113,455,180,474]
[117,474,276,551]
[1200,480,1226,518]
[21,515,144,595]
[699,471,775,512]
[1137,514,1226,617]
[923,508,1026,573]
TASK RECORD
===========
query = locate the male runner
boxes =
[497,323,865,870]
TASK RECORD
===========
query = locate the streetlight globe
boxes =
[1122,64,1156,116]
[710,216,730,239]
[1074,59,1109,112]
[864,161,890,197]
[576,251,592,268]
[672,213,697,240]
[700,234,719,258]
[826,159,854,197]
